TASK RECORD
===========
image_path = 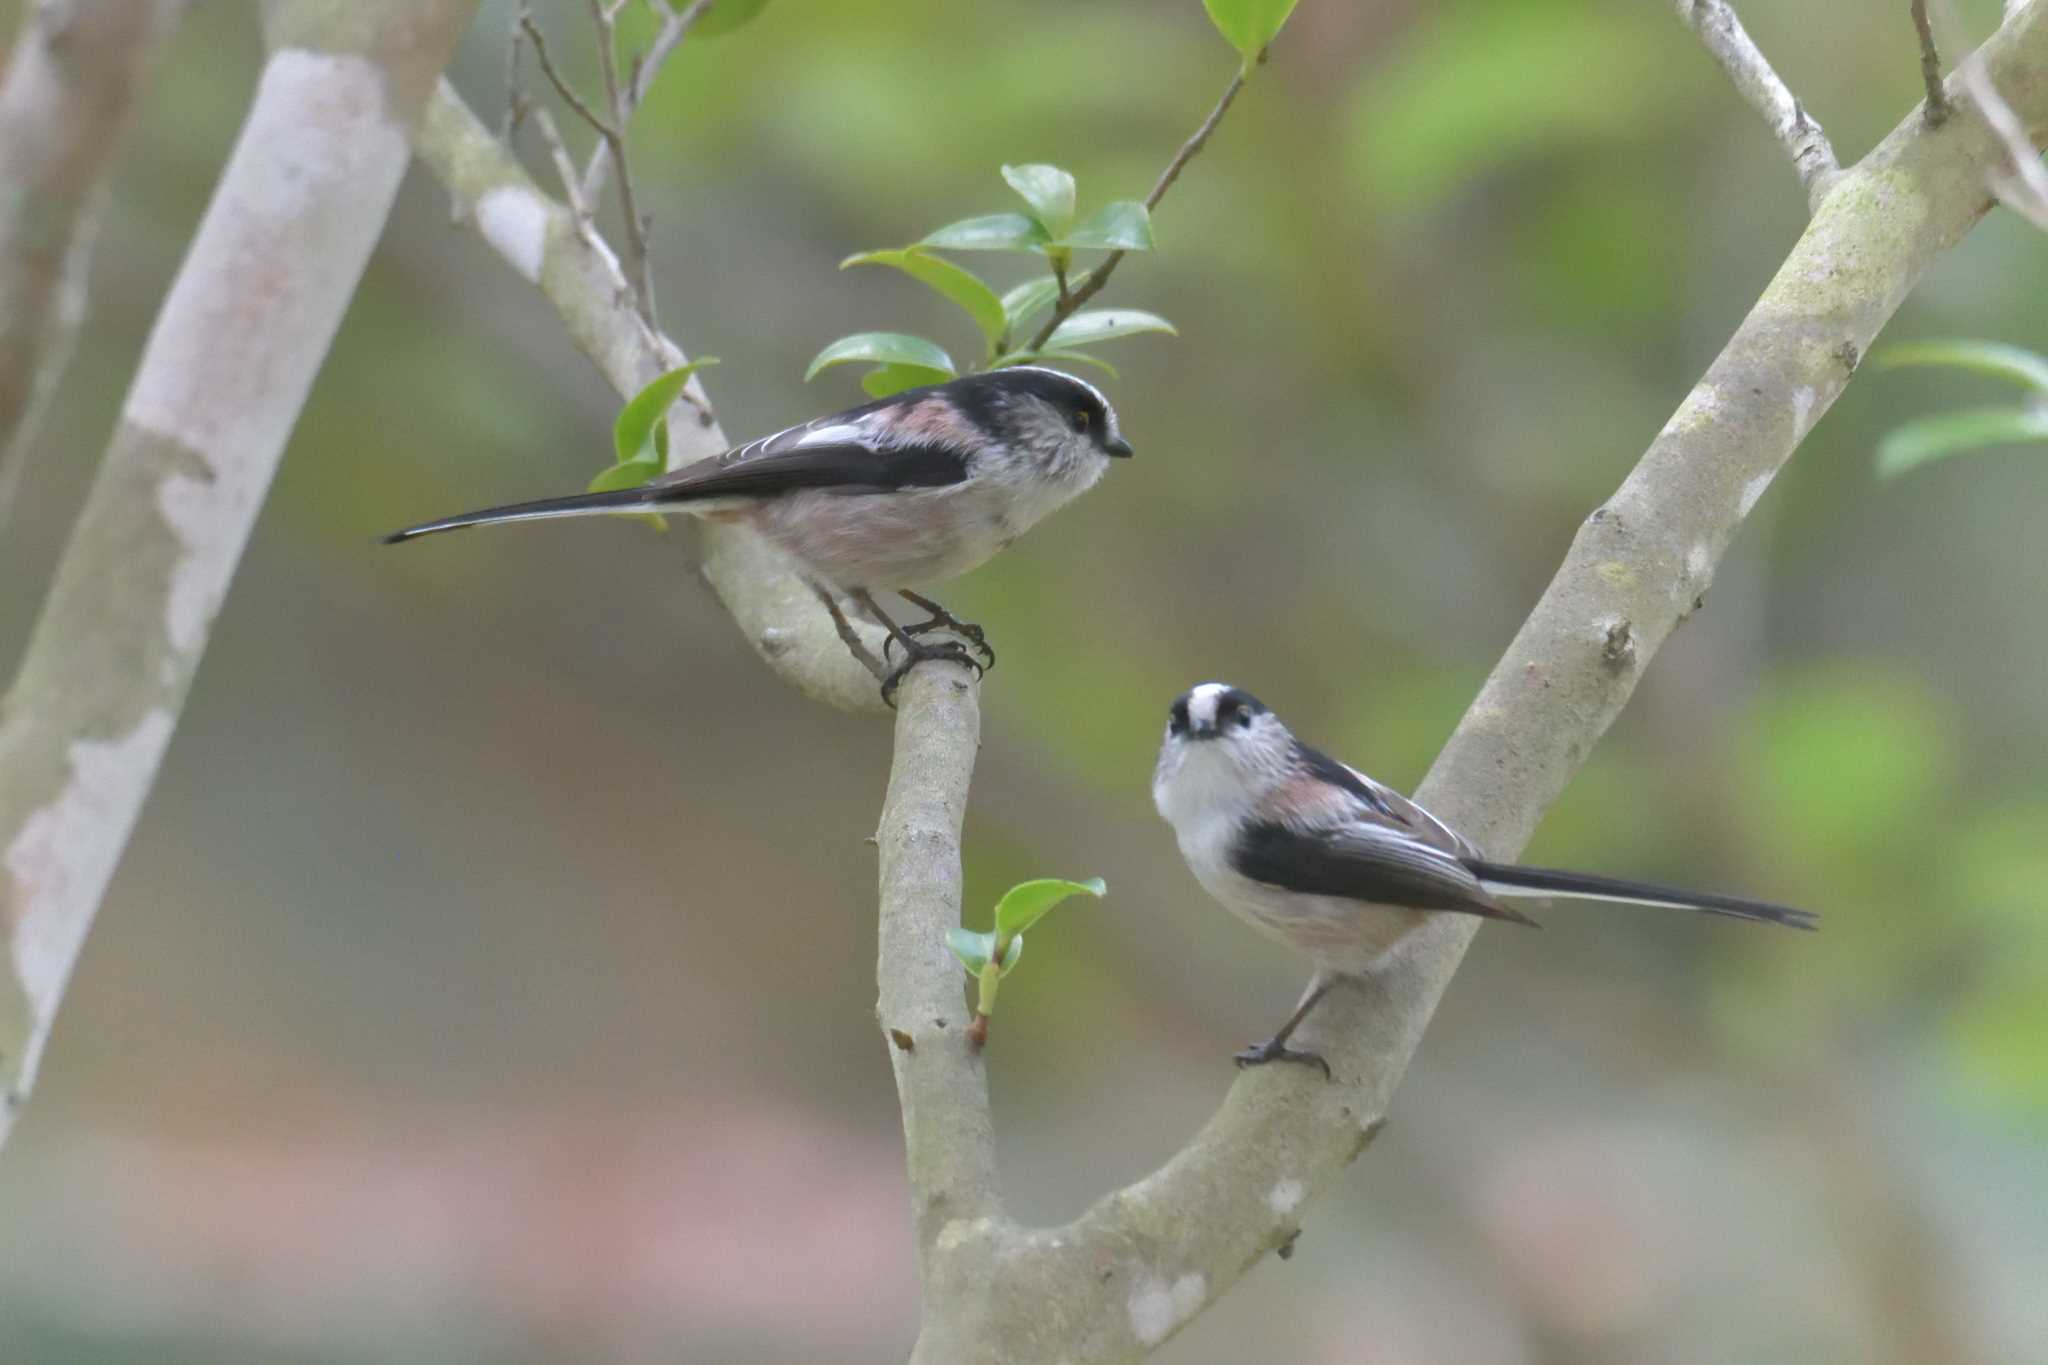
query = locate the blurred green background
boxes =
[3,0,2046,1360]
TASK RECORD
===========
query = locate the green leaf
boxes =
[948,927,995,975]
[1876,405,2048,479]
[996,934,1024,977]
[806,332,956,382]
[613,359,717,464]
[1001,163,1077,238]
[922,212,1050,253]
[1876,339,2048,393]
[861,363,952,399]
[1000,276,1062,333]
[842,247,1007,345]
[1057,200,1154,251]
[586,456,664,494]
[1044,309,1176,349]
[688,0,771,38]
[1202,0,1300,59]
[993,876,1106,939]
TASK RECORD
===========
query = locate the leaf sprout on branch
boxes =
[948,877,1106,1048]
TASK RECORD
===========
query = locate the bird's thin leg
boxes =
[894,589,994,669]
[806,580,887,682]
[850,589,984,707]
[1235,975,1336,1079]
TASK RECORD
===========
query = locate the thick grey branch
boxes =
[414,81,890,714]
[0,0,190,530]
[1674,0,1841,210]
[874,665,1000,1289]
[1958,20,2048,228]
[924,5,2048,1360]
[0,0,481,1152]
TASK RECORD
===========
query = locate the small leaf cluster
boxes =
[811,164,1175,398]
[948,877,1106,1046]
[586,360,718,521]
[1875,340,2048,479]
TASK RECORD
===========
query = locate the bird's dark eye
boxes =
[1235,710,1254,729]
[1072,408,1091,433]
[1168,701,1189,735]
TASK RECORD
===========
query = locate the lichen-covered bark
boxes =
[0,0,480,1150]
[886,7,2048,1361]
[0,0,190,527]
[874,663,1000,1361]
[415,83,890,714]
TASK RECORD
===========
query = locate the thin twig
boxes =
[1024,58,1250,353]
[587,0,659,327]
[519,11,618,144]
[531,107,592,225]
[499,4,527,143]
[464,5,529,225]
[1674,0,1841,210]
[582,0,715,204]
[1913,0,1953,125]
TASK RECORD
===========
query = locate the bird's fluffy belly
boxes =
[1188,850,1427,976]
[745,485,1006,589]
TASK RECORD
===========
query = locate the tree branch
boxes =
[0,0,191,531]
[580,0,713,205]
[583,0,658,326]
[1914,0,1955,125]
[895,5,2048,1359]
[1957,10,2048,228]
[874,665,1000,1270]
[414,82,891,713]
[518,9,616,145]
[1673,0,1841,210]
[1024,60,1250,353]
[402,8,2048,1358]
[0,0,481,1152]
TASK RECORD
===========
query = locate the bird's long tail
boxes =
[381,486,668,544]
[1466,861,1817,930]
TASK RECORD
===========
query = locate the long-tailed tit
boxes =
[1152,683,1816,1076]
[383,367,1130,700]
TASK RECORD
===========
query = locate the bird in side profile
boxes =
[1151,682,1816,1077]
[382,367,1131,701]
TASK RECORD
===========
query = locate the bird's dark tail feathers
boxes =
[1466,861,1817,931]
[380,486,666,544]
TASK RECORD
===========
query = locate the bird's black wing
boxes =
[645,435,968,502]
[1230,818,1539,925]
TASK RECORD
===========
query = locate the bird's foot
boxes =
[1234,1038,1332,1080]
[888,594,995,670]
[878,635,986,708]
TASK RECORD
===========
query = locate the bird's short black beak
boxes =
[1104,434,1133,458]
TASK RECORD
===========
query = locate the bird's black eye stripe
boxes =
[1072,407,1091,432]
[1168,700,1190,735]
